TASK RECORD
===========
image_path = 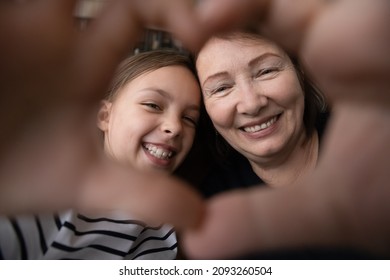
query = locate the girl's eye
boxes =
[183,116,198,127]
[142,103,161,111]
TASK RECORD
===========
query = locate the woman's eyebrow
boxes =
[248,52,283,68]
[202,71,229,88]
[202,53,283,87]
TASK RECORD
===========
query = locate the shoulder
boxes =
[0,211,178,259]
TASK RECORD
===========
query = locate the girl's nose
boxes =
[161,115,182,137]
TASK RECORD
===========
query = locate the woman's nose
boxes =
[236,84,268,115]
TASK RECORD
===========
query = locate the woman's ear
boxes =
[97,100,112,132]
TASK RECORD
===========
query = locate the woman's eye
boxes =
[257,67,278,77]
[211,85,231,95]
[216,86,228,92]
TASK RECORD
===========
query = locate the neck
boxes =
[251,131,319,188]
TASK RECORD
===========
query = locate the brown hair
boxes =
[107,49,198,101]
[195,31,328,161]
[195,31,327,137]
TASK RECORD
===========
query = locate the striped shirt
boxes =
[0,210,177,259]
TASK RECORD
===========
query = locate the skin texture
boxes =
[197,36,317,187]
[0,0,389,258]
[98,65,201,174]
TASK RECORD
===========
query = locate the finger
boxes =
[301,0,390,104]
[0,0,77,13]
[0,0,74,75]
[134,0,205,52]
[70,0,143,103]
[0,107,98,215]
[196,0,268,40]
[182,188,265,259]
[195,0,324,54]
[0,0,78,75]
[313,102,390,253]
[182,181,343,259]
[258,0,324,54]
[183,105,390,259]
[78,158,205,231]
[0,0,78,28]
[36,0,79,17]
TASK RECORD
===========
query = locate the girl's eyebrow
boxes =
[140,87,200,111]
[140,87,172,101]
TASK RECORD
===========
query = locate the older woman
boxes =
[194,32,384,259]
[196,31,327,197]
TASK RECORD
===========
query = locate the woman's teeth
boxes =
[243,116,277,133]
[144,144,173,160]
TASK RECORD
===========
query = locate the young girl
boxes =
[0,50,201,260]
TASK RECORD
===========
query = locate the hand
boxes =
[1,0,389,259]
[0,0,116,213]
[0,0,203,215]
[177,0,390,258]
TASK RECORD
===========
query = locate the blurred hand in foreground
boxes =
[0,0,204,227]
[1,0,389,258]
[179,0,390,258]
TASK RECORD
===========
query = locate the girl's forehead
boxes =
[115,65,200,101]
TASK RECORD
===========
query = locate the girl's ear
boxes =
[97,100,112,132]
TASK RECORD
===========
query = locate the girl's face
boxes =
[98,65,201,173]
[196,37,305,165]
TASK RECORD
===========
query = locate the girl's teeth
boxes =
[244,116,277,133]
[144,144,173,160]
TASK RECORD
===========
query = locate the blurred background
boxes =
[74,0,186,54]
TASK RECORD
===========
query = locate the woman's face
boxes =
[196,36,306,164]
[98,65,201,173]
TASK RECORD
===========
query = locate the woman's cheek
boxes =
[206,100,234,129]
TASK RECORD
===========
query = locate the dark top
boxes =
[198,112,382,259]
[199,150,262,198]
[199,111,330,198]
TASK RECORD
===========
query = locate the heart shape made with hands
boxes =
[0,0,389,259]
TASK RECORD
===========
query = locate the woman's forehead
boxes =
[197,37,288,72]
[200,35,285,59]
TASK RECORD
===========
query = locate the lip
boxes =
[142,142,178,168]
[239,113,282,139]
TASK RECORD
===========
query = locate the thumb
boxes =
[78,158,205,231]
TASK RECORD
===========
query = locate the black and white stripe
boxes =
[0,210,177,260]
